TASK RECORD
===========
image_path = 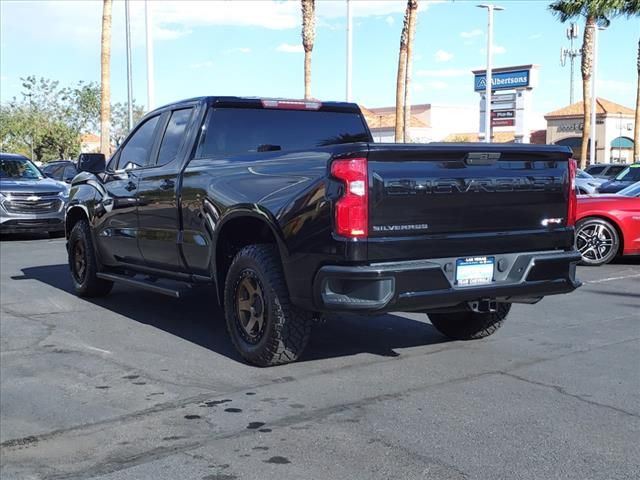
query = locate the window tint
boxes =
[43,164,64,179]
[63,164,78,180]
[156,109,192,166]
[609,166,626,176]
[586,166,604,175]
[117,115,160,169]
[616,166,640,181]
[195,107,370,158]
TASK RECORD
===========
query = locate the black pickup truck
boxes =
[66,96,581,366]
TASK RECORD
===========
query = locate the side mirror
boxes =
[78,153,106,174]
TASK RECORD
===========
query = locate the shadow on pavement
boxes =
[14,264,448,365]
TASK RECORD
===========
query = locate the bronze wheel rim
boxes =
[235,273,266,344]
[72,239,87,283]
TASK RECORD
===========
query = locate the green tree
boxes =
[0,77,102,162]
[110,101,145,145]
[549,0,626,168]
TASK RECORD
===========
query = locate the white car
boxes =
[575,169,606,194]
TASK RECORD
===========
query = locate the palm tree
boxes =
[394,1,413,142]
[100,0,112,156]
[549,0,626,168]
[402,1,419,142]
[301,0,315,100]
[624,1,640,161]
[634,38,639,162]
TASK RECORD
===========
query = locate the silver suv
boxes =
[0,153,69,235]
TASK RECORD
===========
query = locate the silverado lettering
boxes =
[382,176,565,196]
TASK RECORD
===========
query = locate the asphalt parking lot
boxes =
[0,235,638,480]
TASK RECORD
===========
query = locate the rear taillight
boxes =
[331,157,368,238]
[567,158,577,227]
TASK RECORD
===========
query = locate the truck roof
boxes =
[149,96,362,115]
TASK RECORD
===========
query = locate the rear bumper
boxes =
[313,250,582,313]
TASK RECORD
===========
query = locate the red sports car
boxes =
[576,182,640,266]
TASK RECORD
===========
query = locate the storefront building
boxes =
[545,98,635,164]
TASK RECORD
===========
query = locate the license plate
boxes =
[455,256,495,286]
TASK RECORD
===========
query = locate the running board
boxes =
[96,273,188,298]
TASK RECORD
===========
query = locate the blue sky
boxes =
[1,0,637,123]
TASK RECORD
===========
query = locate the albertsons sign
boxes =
[474,70,530,91]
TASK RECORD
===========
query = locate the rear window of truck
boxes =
[194,107,371,158]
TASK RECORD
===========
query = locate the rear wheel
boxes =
[224,244,312,367]
[68,220,113,297]
[427,303,511,340]
[575,217,619,266]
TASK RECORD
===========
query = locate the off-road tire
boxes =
[224,244,312,367]
[68,220,113,297]
[427,303,511,340]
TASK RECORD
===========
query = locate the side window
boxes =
[117,115,160,170]
[156,109,193,167]
[587,166,605,175]
[63,164,77,181]
[46,164,64,179]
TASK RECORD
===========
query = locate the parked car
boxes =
[42,160,78,183]
[585,163,628,179]
[576,181,640,265]
[65,96,581,366]
[0,152,69,235]
[596,164,640,193]
[575,169,606,194]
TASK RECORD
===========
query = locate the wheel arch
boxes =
[212,206,289,303]
[577,214,624,256]
[65,205,90,239]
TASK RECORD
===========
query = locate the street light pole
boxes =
[477,4,504,143]
[346,0,353,102]
[145,0,155,112]
[125,0,134,131]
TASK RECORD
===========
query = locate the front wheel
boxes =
[224,244,312,367]
[427,303,511,340]
[575,217,620,266]
[68,220,113,297]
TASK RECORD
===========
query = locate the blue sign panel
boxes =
[474,69,530,91]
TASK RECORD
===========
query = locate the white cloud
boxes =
[385,16,394,26]
[155,27,193,41]
[147,1,299,31]
[276,43,304,53]
[529,33,542,40]
[416,69,470,78]
[426,80,449,90]
[189,60,214,69]
[317,0,444,18]
[435,49,453,62]
[480,45,507,55]
[461,29,483,38]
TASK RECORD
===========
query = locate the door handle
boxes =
[125,181,137,192]
[160,179,175,191]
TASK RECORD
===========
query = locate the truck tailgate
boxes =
[367,144,574,260]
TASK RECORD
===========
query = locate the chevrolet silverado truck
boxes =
[65,96,581,366]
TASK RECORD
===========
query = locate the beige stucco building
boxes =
[545,98,635,164]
